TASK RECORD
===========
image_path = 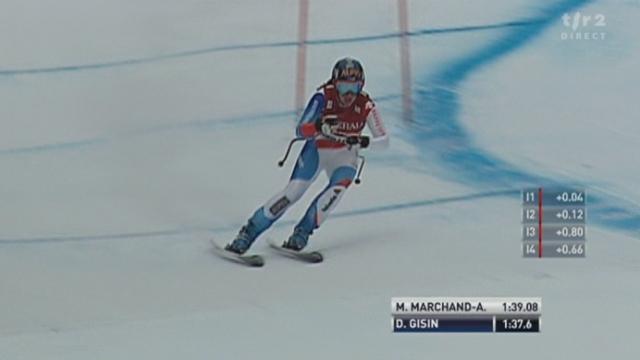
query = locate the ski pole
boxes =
[278,137,305,167]
[355,154,366,185]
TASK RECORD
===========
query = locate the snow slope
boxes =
[1,0,638,359]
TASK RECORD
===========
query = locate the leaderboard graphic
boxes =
[391,297,542,333]
[522,188,586,258]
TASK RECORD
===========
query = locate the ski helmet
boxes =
[331,57,365,95]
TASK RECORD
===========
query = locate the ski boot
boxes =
[226,221,260,255]
[282,226,312,251]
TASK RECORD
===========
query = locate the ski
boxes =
[267,238,324,263]
[211,239,264,267]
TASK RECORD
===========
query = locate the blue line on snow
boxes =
[0,96,401,156]
[0,138,109,156]
[0,21,539,76]
[0,111,296,156]
[407,0,640,235]
[0,190,515,244]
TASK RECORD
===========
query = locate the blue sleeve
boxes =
[296,93,325,138]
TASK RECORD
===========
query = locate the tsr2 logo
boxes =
[561,12,607,40]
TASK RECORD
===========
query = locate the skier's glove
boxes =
[315,115,339,136]
[346,135,370,149]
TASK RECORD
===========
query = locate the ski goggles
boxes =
[335,80,363,95]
